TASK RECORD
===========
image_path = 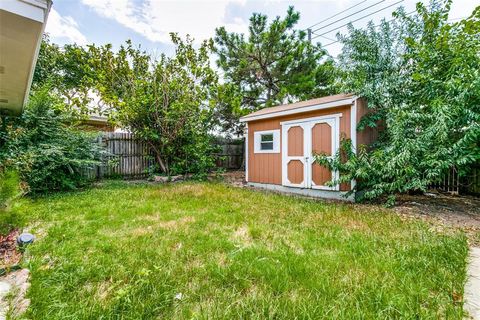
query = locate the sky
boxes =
[46,0,478,58]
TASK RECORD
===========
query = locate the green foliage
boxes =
[33,34,98,115]
[214,7,337,135]
[90,35,219,176]
[329,0,480,201]
[0,88,104,193]
[0,169,22,210]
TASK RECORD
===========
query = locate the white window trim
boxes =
[350,100,357,190]
[254,129,280,153]
[280,113,343,126]
[245,124,249,182]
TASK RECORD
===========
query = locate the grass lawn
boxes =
[8,181,468,319]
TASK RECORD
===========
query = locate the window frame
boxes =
[253,129,280,154]
[260,133,274,150]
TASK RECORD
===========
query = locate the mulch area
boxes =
[394,192,480,245]
[0,229,22,270]
[394,192,480,228]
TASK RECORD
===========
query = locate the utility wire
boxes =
[304,0,368,30]
[314,11,463,49]
[314,9,416,47]
[311,0,404,40]
[311,0,386,33]
[318,34,336,42]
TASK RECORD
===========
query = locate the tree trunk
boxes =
[147,141,168,174]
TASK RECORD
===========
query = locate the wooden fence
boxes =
[83,133,244,179]
[427,165,480,195]
[215,139,244,170]
[428,167,460,194]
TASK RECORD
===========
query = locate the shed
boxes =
[239,93,376,201]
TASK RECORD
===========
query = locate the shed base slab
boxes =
[247,182,354,202]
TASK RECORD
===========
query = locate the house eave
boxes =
[0,0,52,116]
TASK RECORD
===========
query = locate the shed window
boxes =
[254,130,280,153]
[260,134,274,150]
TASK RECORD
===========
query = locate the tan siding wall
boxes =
[356,98,379,147]
[248,105,352,186]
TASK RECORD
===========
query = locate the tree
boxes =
[90,35,219,176]
[214,6,337,135]
[316,0,480,202]
[33,34,99,115]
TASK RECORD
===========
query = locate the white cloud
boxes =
[45,8,88,45]
[81,0,248,44]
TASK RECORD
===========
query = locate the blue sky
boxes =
[46,0,478,57]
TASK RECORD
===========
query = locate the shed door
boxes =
[309,118,339,190]
[282,123,307,188]
[282,115,340,190]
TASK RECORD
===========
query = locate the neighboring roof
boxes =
[239,93,356,122]
[86,115,109,124]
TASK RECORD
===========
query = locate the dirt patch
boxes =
[394,192,480,244]
[0,229,21,269]
[216,171,246,187]
[393,192,480,245]
[171,184,207,197]
[231,226,253,247]
[95,279,114,302]
[157,216,195,230]
[395,193,480,228]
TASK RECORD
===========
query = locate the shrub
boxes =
[0,88,105,194]
[328,1,480,202]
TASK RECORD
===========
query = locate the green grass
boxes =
[8,181,468,319]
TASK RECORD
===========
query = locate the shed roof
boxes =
[239,93,356,122]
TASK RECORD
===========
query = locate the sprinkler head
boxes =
[17,233,35,246]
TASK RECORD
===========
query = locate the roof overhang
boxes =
[239,96,357,123]
[0,0,52,116]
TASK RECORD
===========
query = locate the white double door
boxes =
[281,115,340,190]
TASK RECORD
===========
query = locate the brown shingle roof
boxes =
[240,93,355,122]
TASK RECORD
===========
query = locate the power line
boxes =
[304,0,368,30]
[448,16,468,21]
[314,9,416,48]
[311,0,404,40]
[311,0,386,33]
[318,34,336,42]
[314,11,466,51]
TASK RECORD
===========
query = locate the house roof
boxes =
[239,93,356,122]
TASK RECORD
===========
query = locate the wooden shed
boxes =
[239,93,376,201]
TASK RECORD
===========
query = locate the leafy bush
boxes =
[327,1,480,201]
[0,88,104,193]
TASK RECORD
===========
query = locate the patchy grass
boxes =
[8,181,468,319]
